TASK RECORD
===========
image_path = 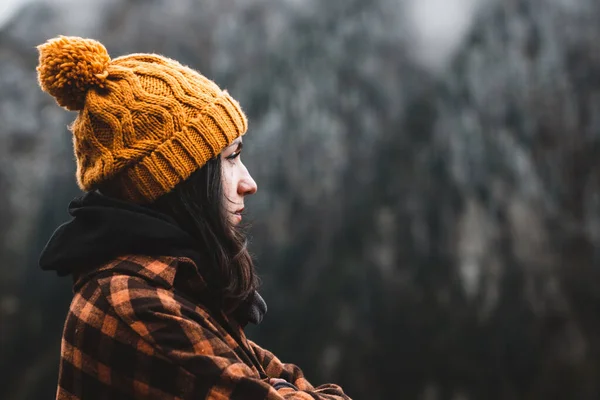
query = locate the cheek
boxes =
[221,163,238,199]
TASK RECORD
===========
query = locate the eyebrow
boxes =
[229,138,243,151]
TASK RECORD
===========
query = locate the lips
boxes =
[233,208,244,222]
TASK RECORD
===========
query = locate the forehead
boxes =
[227,137,243,147]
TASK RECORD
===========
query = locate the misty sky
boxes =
[0,0,483,71]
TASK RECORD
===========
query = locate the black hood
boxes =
[39,190,266,325]
[39,190,201,276]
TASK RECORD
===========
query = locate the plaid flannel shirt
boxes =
[56,254,351,399]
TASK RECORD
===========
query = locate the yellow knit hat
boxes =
[36,36,248,203]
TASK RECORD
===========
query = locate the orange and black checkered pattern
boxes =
[57,254,350,399]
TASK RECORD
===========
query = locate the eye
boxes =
[224,141,243,162]
[226,150,241,161]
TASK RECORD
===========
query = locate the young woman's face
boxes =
[220,137,257,225]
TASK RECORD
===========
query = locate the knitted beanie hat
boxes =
[36,36,247,203]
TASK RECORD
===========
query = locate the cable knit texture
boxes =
[36,36,248,203]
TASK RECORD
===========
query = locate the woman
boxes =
[37,36,350,400]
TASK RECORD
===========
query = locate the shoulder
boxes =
[93,254,181,288]
[90,255,209,323]
[68,254,245,360]
[70,254,216,336]
[90,256,234,350]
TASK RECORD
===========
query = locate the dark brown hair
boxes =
[148,156,258,310]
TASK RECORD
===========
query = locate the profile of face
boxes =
[220,138,258,225]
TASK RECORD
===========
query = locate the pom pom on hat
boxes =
[37,36,111,111]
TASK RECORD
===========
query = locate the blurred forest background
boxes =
[1,0,600,399]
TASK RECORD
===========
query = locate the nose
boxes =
[238,163,258,196]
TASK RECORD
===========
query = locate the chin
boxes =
[230,214,242,225]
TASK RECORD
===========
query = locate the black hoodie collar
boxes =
[39,190,201,276]
[39,190,267,326]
